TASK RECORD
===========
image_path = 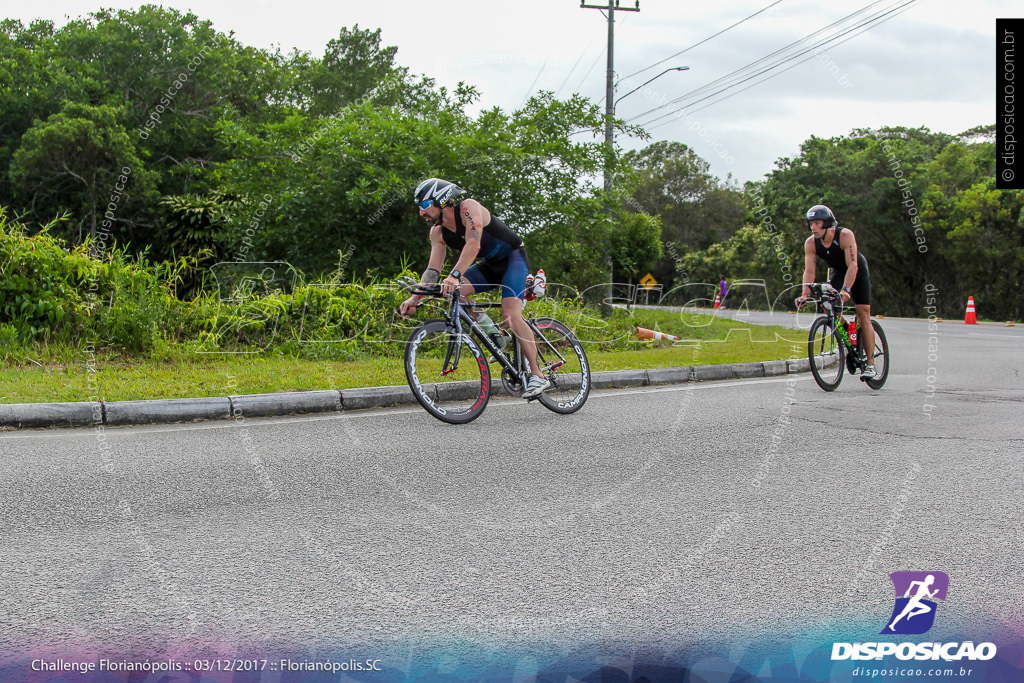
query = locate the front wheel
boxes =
[405,320,490,424]
[531,318,591,414]
[864,320,889,390]
[808,316,845,391]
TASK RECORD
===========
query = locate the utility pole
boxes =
[581,0,638,312]
[580,0,639,191]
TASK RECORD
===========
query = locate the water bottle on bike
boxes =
[476,312,508,349]
[533,269,546,297]
[524,269,546,301]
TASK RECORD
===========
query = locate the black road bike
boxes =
[805,282,889,391]
[398,277,591,424]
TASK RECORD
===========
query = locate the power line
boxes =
[644,0,917,130]
[620,0,786,82]
[520,59,549,108]
[628,0,914,128]
[574,45,606,95]
[630,0,890,121]
[555,33,598,98]
[626,0,891,124]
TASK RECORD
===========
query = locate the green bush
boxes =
[0,214,82,344]
[0,209,177,352]
[0,207,634,362]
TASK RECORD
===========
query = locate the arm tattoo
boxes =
[463,209,480,240]
[420,267,440,287]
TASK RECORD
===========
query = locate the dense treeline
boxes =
[0,5,652,287]
[650,126,1023,321]
[2,5,1020,333]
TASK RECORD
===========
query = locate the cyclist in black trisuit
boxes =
[398,178,551,398]
[795,205,877,378]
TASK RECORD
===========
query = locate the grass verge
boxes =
[0,309,806,403]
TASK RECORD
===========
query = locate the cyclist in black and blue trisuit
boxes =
[399,178,550,398]
[795,205,877,378]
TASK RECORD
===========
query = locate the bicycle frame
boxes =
[431,286,570,386]
[810,283,865,370]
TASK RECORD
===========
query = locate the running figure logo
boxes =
[881,571,949,635]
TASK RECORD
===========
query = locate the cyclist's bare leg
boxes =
[855,303,875,364]
[501,296,542,377]
[455,282,480,315]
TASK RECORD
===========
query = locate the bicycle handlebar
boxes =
[808,282,839,299]
[804,282,845,315]
[397,276,446,298]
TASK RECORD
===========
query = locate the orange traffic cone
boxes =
[637,327,680,341]
[713,292,721,309]
[964,296,977,324]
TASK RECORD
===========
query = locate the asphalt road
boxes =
[1,313,1021,669]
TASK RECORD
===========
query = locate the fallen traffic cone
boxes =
[964,296,977,324]
[637,327,680,341]
[713,292,721,309]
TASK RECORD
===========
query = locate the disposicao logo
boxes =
[831,571,997,662]
[881,571,948,635]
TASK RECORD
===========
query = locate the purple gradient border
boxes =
[1,620,1021,683]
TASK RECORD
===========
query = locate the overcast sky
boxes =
[19,0,1007,184]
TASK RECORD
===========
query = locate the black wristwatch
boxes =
[450,269,462,280]
[842,286,852,294]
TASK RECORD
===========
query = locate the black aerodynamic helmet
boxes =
[805,204,836,228]
[413,178,464,208]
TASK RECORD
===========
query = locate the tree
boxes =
[742,125,1023,318]
[213,89,617,281]
[621,141,743,249]
[607,210,663,282]
[921,136,1023,320]
[752,127,956,315]
[158,190,239,262]
[618,141,744,289]
[9,102,157,244]
[285,25,429,117]
[526,199,610,294]
[1,6,290,252]
[0,18,77,207]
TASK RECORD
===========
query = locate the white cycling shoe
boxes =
[522,374,551,399]
[862,364,877,379]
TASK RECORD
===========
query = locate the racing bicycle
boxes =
[398,277,591,424]
[804,282,889,391]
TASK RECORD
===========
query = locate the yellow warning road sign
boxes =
[639,273,658,290]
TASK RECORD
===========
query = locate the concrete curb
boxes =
[591,369,650,390]
[0,401,99,429]
[105,397,232,426]
[341,385,414,410]
[231,390,341,418]
[1,357,812,430]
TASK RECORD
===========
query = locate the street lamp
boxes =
[601,65,688,310]
[605,65,689,191]
[613,66,690,111]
